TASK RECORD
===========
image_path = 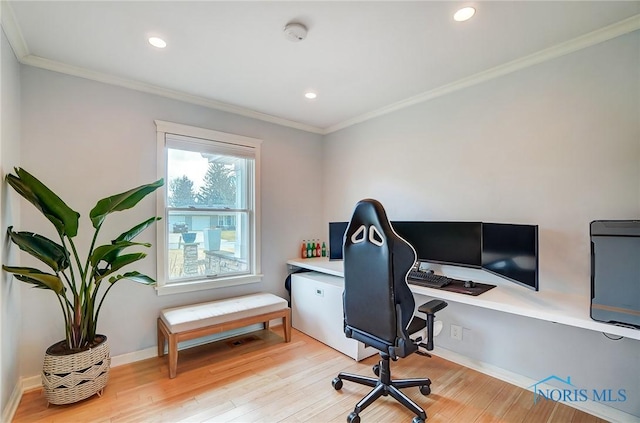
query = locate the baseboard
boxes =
[21,374,42,392]
[109,346,158,368]
[1,381,23,423]
[431,346,639,423]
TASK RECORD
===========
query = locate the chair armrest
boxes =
[417,299,448,351]
[418,299,448,315]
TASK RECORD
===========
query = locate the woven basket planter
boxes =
[41,335,111,405]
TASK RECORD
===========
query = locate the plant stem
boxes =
[55,292,72,348]
[59,236,78,297]
[83,225,102,287]
[93,280,117,335]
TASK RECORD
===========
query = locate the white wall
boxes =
[0,27,22,416]
[323,33,640,416]
[17,66,324,377]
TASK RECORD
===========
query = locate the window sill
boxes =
[155,274,263,296]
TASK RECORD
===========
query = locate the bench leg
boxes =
[157,318,166,357]
[168,333,179,379]
[283,308,292,342]
[264,320,270,330]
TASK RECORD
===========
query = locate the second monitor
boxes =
[391,221,482,268]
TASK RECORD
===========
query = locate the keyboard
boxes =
[408,271,455,288]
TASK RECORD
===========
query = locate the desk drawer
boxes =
[291,272,376,361]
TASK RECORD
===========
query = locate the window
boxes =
[155,120,261,295]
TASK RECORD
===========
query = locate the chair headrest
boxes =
[346,199,393,247]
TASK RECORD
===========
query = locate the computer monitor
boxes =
[482,223,539,291]
[391,221,482,268]
[329,221,349,260]
[590,220,640,328]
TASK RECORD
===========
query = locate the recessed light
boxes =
[148,37,167,48]
[454,7,476,22]
[304,92,317,100]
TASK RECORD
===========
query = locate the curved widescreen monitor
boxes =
[482,223,539,291]
[391,221,482,268]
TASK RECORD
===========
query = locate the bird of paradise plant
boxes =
[2,167,163,351]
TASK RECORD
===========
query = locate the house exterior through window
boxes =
[155,120,262,295]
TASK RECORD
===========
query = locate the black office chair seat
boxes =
[331,199,447,423]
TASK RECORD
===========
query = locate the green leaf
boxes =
[6,174,43,214]
[7,227,70,272]
[2,266,64,294]
[6,174,65,235]
[90,241,151,267]
[114,217,162,243]
[108,271,156,285]
[89,179,164,229]
[94,253,147,282]
[99,216,161,263]
[8,168,80,237]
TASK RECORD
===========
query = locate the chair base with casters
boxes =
[332,299,447,423]
[332,352,431,423]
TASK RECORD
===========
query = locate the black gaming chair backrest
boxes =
[343,199,417,346]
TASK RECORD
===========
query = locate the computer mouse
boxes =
[464,280,475,288]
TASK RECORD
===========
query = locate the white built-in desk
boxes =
[287,257,640,341]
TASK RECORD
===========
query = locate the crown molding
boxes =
[1,0,29,59]
[19,55,325,134]
[324,13,640,134]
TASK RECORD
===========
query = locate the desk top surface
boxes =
[287,257,640,341]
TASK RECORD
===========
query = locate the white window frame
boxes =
[155,120,262,295]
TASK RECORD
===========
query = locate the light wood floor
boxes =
[14,327,606,423]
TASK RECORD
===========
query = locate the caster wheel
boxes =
[332,377,343,390]
[372,364,380,376]
[347,412,360,423]
[412,417,424,423]
[419,385,431,396]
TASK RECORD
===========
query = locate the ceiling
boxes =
[4,1,640,134]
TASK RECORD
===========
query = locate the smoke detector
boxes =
[284,22,307,42]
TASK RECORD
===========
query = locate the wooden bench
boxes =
[157,293,291,378]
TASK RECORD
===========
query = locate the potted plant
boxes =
[2,168,163,405]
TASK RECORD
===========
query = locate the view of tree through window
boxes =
[197,162,236,207]
[168,162,237,208]
[168,175,196,207]
[165,147,251,282]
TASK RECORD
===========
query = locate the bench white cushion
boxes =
[160,293,288,333]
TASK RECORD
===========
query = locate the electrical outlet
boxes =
[450,324,463,341]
